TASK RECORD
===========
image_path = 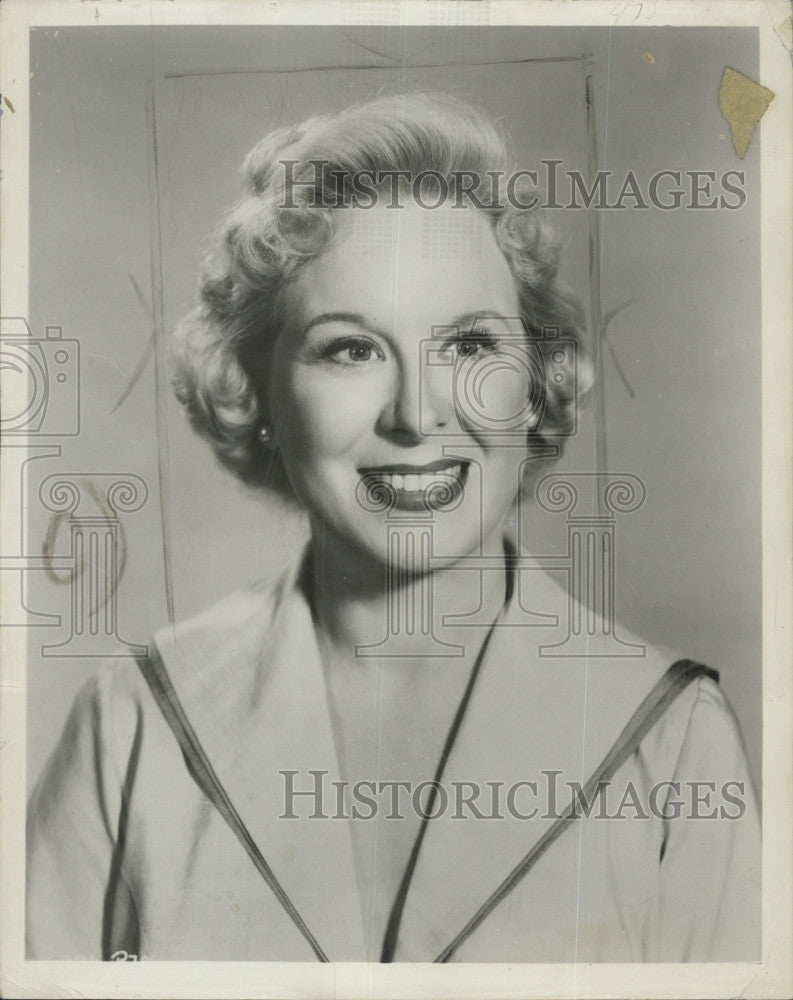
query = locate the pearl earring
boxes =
[258,425,273,445]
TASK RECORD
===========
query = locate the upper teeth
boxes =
[373,465,463,491]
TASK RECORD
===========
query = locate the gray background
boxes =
[26,26,761,790]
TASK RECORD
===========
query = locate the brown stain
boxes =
[41,479,129,612]
[718,67,774,159]
[2,96,15,114]
[642,52,655,65]
[41,511,73,585]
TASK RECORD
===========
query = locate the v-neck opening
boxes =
[309,536,519,961]
[378,614,499,961]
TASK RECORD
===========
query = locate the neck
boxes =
[305,526,511,664]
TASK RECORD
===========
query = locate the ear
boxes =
[257,424,277,449]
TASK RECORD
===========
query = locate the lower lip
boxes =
[361,467,468,513]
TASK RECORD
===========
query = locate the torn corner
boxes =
[718,67,775,159]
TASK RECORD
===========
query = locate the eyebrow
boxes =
[431,311,514,337]
[302,310,513,337]
[448,311,510,328]
[301,312,386,337]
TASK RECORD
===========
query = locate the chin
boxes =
[365,515,487,572]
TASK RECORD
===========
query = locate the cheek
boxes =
[456,363,533,431]
[277,370,384,467]
[477,445,522,514]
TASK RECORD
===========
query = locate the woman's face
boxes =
[270,200,536,572]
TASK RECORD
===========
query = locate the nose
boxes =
[378,352,452,442]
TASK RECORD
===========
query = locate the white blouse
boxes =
[27,551,761,962]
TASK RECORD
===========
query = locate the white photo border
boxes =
[1,1,791,998]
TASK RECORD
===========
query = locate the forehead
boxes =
[287,202,520,327]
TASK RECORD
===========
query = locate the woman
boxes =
[27,93,760,963]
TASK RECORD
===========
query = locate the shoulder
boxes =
[58,562,294,709]
[34,560,297,794]
[35,658,170,791]
[151,559,299,675]
[135,555,316,756]
[27,659,158,838]
[533,562,731,724]
[670,675,754,778]
[637,670,755,790]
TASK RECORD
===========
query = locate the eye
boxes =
[442,324,501,360]
[343,341,373,362]
[456,339,485,358]
[323,336,386,367]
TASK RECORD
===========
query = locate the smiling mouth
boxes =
[358,460,469,511]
